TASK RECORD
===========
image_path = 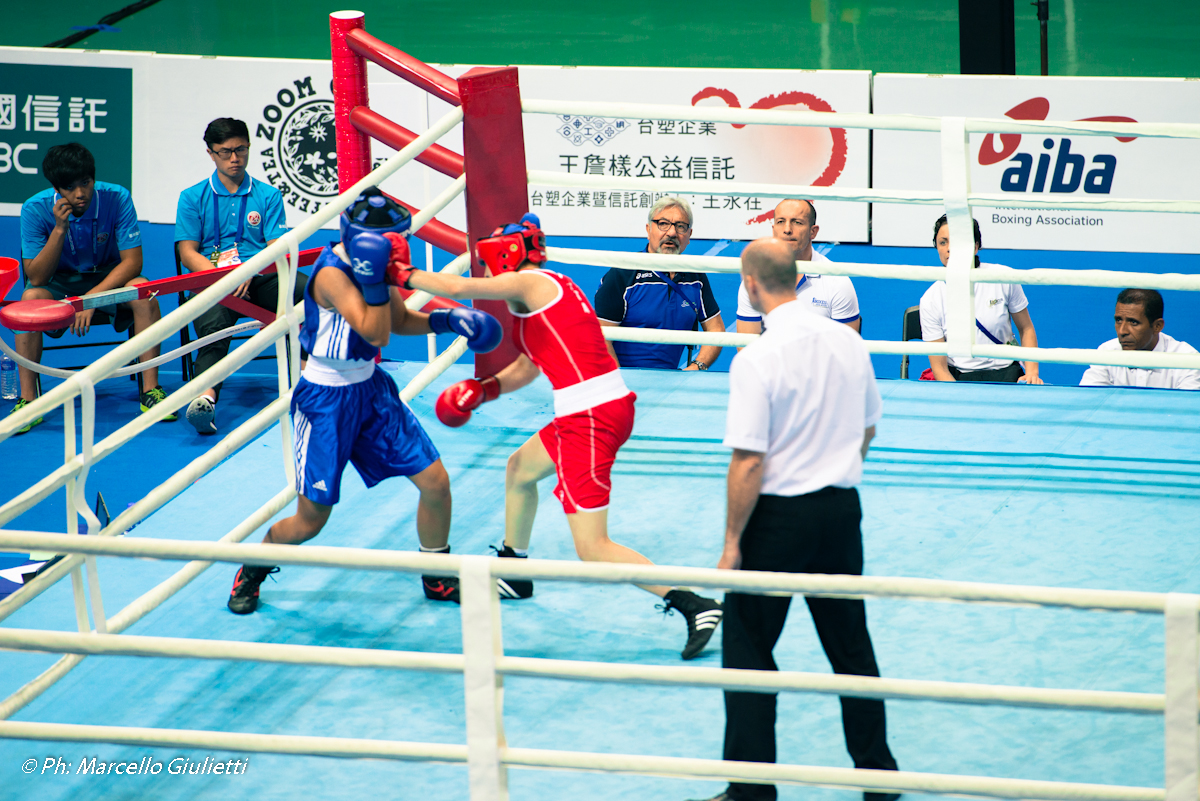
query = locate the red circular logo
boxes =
[246,211,261,227]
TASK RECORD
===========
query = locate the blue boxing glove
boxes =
[428,307,503,353]
[346,232,392,306]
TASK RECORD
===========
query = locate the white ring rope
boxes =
[0,321,264,380]
[0,531,1191,801]
[543,247,1200,370]
[521,98,1200,140]
[529,168,1200,214]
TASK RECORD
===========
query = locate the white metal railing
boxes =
[0,530,1193,801]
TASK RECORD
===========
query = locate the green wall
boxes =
[6,1,1198,77]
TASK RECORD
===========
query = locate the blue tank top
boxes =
[299,245,381,382]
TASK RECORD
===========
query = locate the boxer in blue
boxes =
[227,187,501,614]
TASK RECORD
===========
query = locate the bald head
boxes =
[741,237,799,295]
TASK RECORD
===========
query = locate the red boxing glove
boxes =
[383,232,414,288]
[386,261,414,289]
[383,231,410,265]
[436,375,501,428]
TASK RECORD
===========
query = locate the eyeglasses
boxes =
[210,146,250,160]
[651,218,691,234]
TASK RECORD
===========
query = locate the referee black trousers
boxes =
[721,488,897,801]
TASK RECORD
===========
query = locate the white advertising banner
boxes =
[0,47,445,233]
[872,74,1200,253]
[516,67,871,242]
[3,49,871,244]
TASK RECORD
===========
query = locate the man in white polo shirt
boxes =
[1080,288,1200,390]
[694,238,898,801]
[734,199,860,335]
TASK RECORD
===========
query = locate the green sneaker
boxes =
[139,386,177,421]
[9,398,44,436]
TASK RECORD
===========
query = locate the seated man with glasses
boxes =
[594,196,725,371]
[175,117,308,435]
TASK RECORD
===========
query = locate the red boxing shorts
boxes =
[538,392,636,514]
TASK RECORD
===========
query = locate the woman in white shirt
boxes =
[919,214,1043,384]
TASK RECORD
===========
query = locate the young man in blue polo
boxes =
[12,142,172,434]
[175,117,308,435]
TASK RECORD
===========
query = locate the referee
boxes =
[697,238,899,801]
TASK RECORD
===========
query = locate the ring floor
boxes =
[2,363,1199,800]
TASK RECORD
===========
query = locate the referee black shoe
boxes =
[661,589,723,660]
[491,544,533,599]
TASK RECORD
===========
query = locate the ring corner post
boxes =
[330,10,372,192]
[459,67,526,378]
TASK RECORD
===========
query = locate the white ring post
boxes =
[460,555,508,801]
[1164,593,1199,801]
[940,117,974,362]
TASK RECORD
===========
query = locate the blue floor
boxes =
[2,364,1199,799]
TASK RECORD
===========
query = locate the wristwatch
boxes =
[688,360,709,371]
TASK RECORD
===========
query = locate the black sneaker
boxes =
[491,544,533,599]
[140,386,178,422]
[228,565,279,614]
[422,575,460,603]
[660,589,723,660]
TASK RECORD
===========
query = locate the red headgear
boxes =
[476,213,547,275]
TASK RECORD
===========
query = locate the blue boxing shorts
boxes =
[291,367,439,506]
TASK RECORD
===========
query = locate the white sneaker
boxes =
[186,396,216,435]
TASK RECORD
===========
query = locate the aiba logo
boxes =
[246,210,261,228]
[257,76,338,214]
[978,98,1137,195]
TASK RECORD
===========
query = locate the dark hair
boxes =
[42,143,95,190]
[777,198,816,226]
[204,118,250,148]
[933,213,982,267]
[1116,288,1164,323]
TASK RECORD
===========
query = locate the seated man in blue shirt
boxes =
[13,143,172,434]
[593,196,725,371]
[175,118,308,435]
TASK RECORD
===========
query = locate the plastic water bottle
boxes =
[0,354,17,400]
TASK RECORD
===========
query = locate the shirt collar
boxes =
[763,297,803,328]
[209,170,252,197]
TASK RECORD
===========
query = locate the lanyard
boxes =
[57,192,99,269]
[652,271,703,325]
[210,190,249,252]
[975,318,1005,345]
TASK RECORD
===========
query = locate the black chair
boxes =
[900,305,921,379]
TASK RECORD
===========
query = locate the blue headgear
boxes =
[340,187,412,245]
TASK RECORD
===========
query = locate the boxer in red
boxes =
[395,213,722,660]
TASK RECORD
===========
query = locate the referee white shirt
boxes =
[724,298,882,496]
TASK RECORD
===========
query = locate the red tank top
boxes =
[511,270,619,390]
